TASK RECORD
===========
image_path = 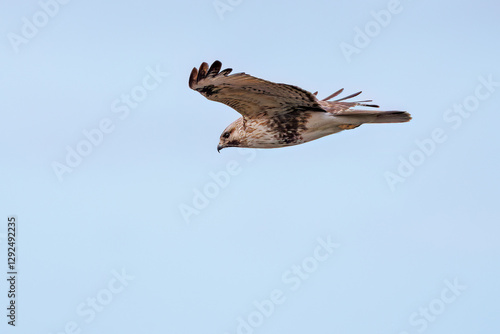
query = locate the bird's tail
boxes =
[345,110,412,123]
[318,89,411,123]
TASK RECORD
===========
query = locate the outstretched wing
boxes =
[189,61,324,119]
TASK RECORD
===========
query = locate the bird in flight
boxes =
[189,61,411,152]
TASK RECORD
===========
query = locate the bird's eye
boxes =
[222,132,230,138]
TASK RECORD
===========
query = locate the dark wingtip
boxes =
[188,67,198,89]
[219,68,233,76]
[190,60,232,90]
[207,60,222,76]
[207,60,222,77]
[197,62,209,82]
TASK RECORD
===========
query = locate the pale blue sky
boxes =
[1,0,499,333]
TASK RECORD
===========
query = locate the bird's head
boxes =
[217,118,246,152]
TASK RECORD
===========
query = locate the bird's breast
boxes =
[242,112,342,148]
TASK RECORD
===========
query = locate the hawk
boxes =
[189,61,411,152]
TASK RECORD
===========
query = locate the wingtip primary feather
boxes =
[219,68,233,76]
[189,67,198,89]
[197,62,209,82]
[360,103,379,108]
[207,60,222,77]
[190,61,233,89]
[335,91,362,102]
[322,88,344,101]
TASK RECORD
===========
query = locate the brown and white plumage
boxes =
[189,60,411,151]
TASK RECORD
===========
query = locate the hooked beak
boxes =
[217,144,224,153]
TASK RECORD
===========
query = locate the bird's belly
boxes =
[300,113,346,142]
[244,113,352,148]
